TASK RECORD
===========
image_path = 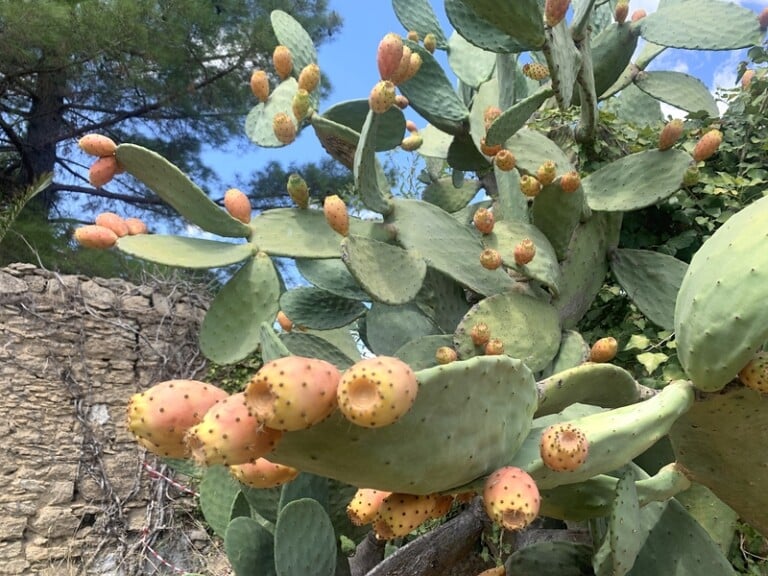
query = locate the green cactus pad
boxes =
[447,31,496,88]
[445,0,528,53]
[536,363,644,417]
[274,499,337,576]
[493,166,529,223]
[422,176,480,213]
[415,267,473,332]
[582,150,691,212]
[269,355,537,494]
[392,0,448,49]
[468,76,499,153]
[544,22,582,109]
[278,473,328,513]
[115,235,254,269]
[271,10,318,77]
[398,39,470,136]
[485,86,554,146]
[505,542,593,576]
[639,0,763,50]
[250,208,387,259]
[353,111,394,215]
[605,83,664,126]
[280,332,357,370]
[675,483,738,555]
[295,258,368,301]
[304,327,362,362]
[418,124,453,159]
[310,114,360,169]
[200,252,280,364]
[240,483,282,527]
[363,302,440,356]
[591,23,640,100]
[200,465,248,538]
[115,144,251,238]
[610,249,687,330]
[504,128,572,175]
[457,0,545,50]
[448,132,490,171]
[245,78,300,148]
[539,330,590,378]
[531,183,585,262]
[320,99,406,152]
[484,219,562,295]
[453,290,561,371]
[393,334,456,371]
[279,287,366,331]
[259,322,291,362]
[391,198,515,296]
[225,516,276,576]
[634,71,719,117]
[593,468,643,576]
[670,386,768,537]
[674,194,768,392]
[340,235,426,305]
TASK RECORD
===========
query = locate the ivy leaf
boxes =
[636,352,669,375]
[624,334,651,351]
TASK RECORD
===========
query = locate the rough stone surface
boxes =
[0,263,230,575]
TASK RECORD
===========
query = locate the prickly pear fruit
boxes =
[480,248,502,270]
[407,30,420,42]
[74,225,118,249]
[741,69,755,89]
[473,208,495,235]
[477,567,505,576]
[347,488,392,526]
[323,194,349,236]
[230,457,299,488]
[423,33,437,53]
[614,0,629,24]
[760,7,768,30]
[631,9,646,22]
[480,138,502,157]
[89,156,119,188]
[78,134,117,157]
[483,106,502,131]
[276,310,293,332]
[298,63,321,93]
[520,174,542,197]
[682,165,699,187]
[536,161,557,185]
[244,356,341,431]
[494,149,516,172]
[272,112,297,145]
[337,356,418,428]
[292,88,312,122]
[377,33,404,81]
[406,52,423,81]
[514,238,536,266]
[559,171,581,193]
[589,336,618,363]
[185,392,282,466]
[405,120,419,133]
[482,466,540,531]
[401,133,423,152]
[287,173,309,209]
[435,346,457,365]
[95,212,129,237]
[250,70,269,102]
[375,493,436,538]
[390,47,415,85]
[540,422,589,472]
[485,338,504,356]
[223,188,251,224]
[738,351,768,393]
[658,119,684,151]
[522,62,550,81]
[395,94,410,109]
[692,129,723,162]
[369,80,396,114]
[125,218,148,235]
[272,45,293,80]
[545,0,571,27]
[471,322,491,347]
[127,380,228,459]
[429,494,454,520]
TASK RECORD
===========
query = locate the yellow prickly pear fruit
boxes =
[614,0,629,24]
[539,423,589,472]
[125,217,148,235]
[435,346,457,365]
[95,212,129,237]
[545,0,571,26]
[406,51,423,80]
[494,149,516,171]
[485,338,504,355]
[230,458,299,489]
[368,80,396,114]
[470,322,491,347]
[78,133,117,157]
[400,132,423,152]
[477,567,506,576]
[250,70,269,102]
[347,488,392,526]
[74,225,119,249]
[483,106,502,131]
[287,173,309,208]
[483,466,540,531]
[536,160,557,185]
[89,156,119,188]
[276,310,293,332]
[692,129,723,162]
[741,69,755,89]
[514,238,536,266]
[658,119,684,151]
[522,62,550,81]
[480,248,502,270]
[323,194,349,236]
[520,174,542,197]
[559,170,581,193]
[377,33,404,81]
[738,351,768,393]
[423,32,437,53]
[590,336,618,363]
[406,30,419,42]
[395,94,410,109]
[472,207,495,234]
[224,188,251,224]
[405,120,419,133]
[389,46,413,85]
[272,112,297,145]
[375,493,437,538]
[292,88,311,122]
[298,63,320,93]
[272,45,293,80]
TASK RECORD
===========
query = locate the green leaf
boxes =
[636,352,669,375]
[624,334,651,351]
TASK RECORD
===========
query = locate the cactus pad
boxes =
[634,71,719,117]
[245,78,300,148]
[116,235,254,269]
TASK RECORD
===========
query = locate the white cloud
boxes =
[659,102,688,119]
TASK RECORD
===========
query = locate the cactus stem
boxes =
[574,31,598,145]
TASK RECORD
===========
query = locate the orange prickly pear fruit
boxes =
[375,493,437,538]
[292,88,311,122]
[224,188,251,224]
[391,50,422,85]
[480,248,502,270]
[614,0,629,24]
[125,217,148,235]
[250,70,269,102]
[126,379,228,459]
[485,338,504,355]
[230,458,299,488]
[540,422,589,472]
[435,346,457,365]
[559,171,581,193]
[520,174,542,197]
[545,0,571,26]
[423,32,437,53]
[494,149,516,172]
[401,133,423,152]
[287,173,309,209]
[272,45,293,80]
[658,119,684,151]
[337,356,418,428]
[95,212,130,237]
[477,567,506,576]
[536,160,557,185]
[347,488,392,526]
[741,69,755,89]
[483,466,540,530]
[89,156,119,188]
[377,33,404,81]
[298,63,320,93]
[429,494,455,520]
[323,194,349,236]
[590,336,618,363]
[276,310,293,332]
[473,207,495,234]
[74,225,119,249]
[483,106,502,131]
[692,129,723,162]
[480,137,502,157]
[273,112,297,145]
[395,94,410,109]
[631,9,646,21]
[185,392,283,466]
[738,351,768,393]
[470,322,491,347]
[407,30,419,42]
[760,7,768,30]
[406,120,419,133]
[369,80,396,114]
[522,62,550,81]
[514,238,536,266]
[78,133,117,157]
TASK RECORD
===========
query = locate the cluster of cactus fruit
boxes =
[71,0,768,574]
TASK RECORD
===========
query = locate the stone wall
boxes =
[0,263,229,575]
